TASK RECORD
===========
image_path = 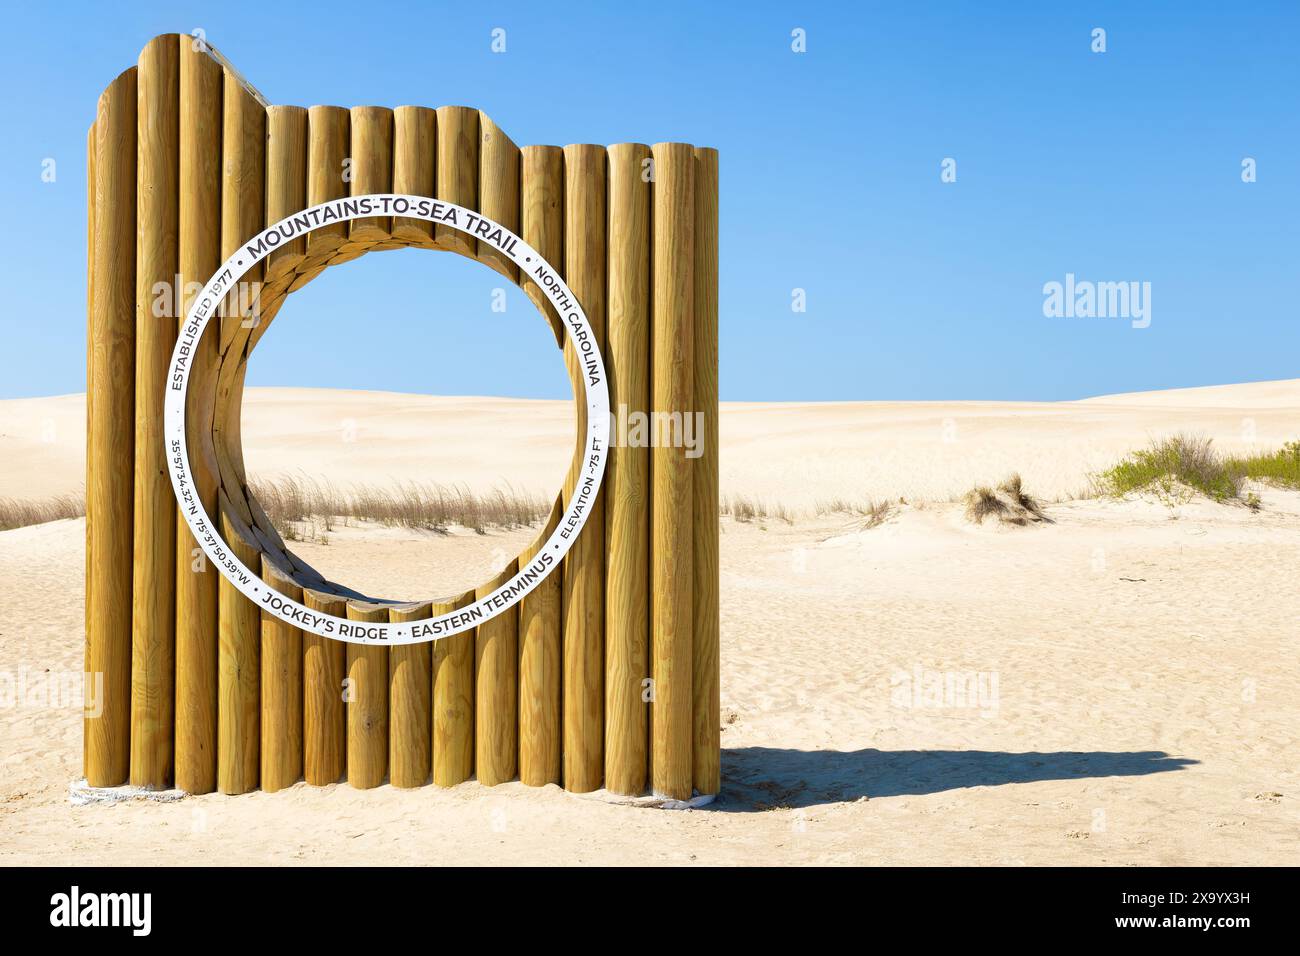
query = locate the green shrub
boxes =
[1094,435,1243,502]
[1230,440,1300,490]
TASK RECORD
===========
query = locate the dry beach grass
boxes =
[0,494,83,532]
[248,475,549,542]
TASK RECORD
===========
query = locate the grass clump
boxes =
[721,495,792,525]
[249,476,549,542]
[964,473,1049,526]
[1232,440,1300,490]
[816,497,895,529]
[0,493,85,531]
[1094,434,1243,503]
[1093,434,1300,508]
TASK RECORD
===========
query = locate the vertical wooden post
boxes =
[519,145,565,346]
[346,602,389,789]
[475,561,519,786]
[348,106,394,245]
[85,124,95,740]
[434,106,478,258]
[303,590,346,784]
[244,106,306,401]
[692,147,720,795]
[476,113,520,281]
[214,70,265,795]
[217,502,260,793]
[301,106,350,282]
[389,602,433,787]
[265,106,308,281]
[518,499,563,786]
[604,142,652,796]
[212,73,264,526]
[649,143,695,800]
[127,35,179,789]
[86,66,137,788]
[561,144,608,793]
[174,36,222,795]
[260,557,303,792]
[432,588,475,786]
[392,106,436,246]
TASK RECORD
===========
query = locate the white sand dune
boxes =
[1,379,1298,865]
[0,394,86,503]
[3,379,1298,509]
[1079,378,1300,408]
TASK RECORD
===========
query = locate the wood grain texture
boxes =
[218,361,252,522]
[217,500,260,794]
[432,589,475,786]
[260,556,303,792]
[518,498,563,786]
[86,65,137,788]
[84,121,95,781]
[388,602,432,787]
[348,106,393,244]
[265,105,308,281]
[211,73,264,531]
[392,106,436,245]
[212,75,265,797]
[519,145,565,346]
[603,143,652,795]
[649,142,695,800]
[561,144,608,793]
[173,36,222,795]
[129,34,178,789]
[305,106,350,264]
[476,113,520,281]
[345,601,390,789]
[303,590,346,784]
[691,147,721,795]
[475,561,519,785]
[434,106,478,258]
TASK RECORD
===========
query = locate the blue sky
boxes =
[0,1,1295,402]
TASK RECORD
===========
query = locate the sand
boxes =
[5,381,1298,508]
[1,380,1298,865]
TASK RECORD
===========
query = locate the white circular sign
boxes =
[164,194,610,645]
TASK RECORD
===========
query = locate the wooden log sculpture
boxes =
[85,33,719,801]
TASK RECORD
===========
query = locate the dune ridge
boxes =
[2,380,1297,509]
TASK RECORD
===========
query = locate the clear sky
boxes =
[1,1,1295,402]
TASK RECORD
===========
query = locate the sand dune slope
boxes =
[3,380,1297,509]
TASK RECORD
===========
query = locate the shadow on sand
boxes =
[715,747,1197,811]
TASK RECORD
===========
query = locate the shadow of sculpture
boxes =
[714,747,1198,811]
